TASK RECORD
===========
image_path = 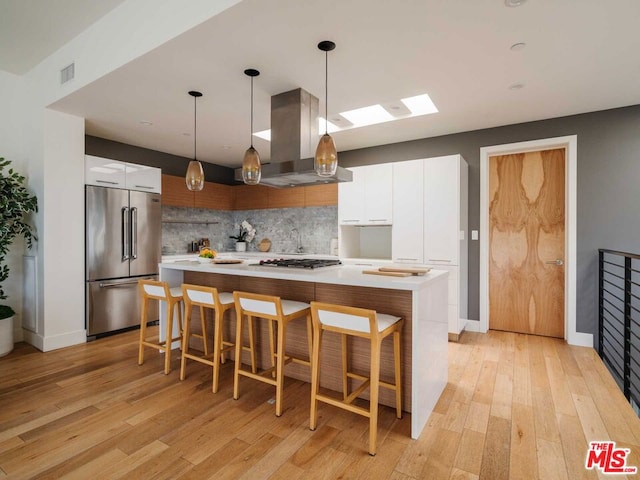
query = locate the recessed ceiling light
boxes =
[509,82,525,90]
[505,0,526,6]
[139,120,153,126]
[401,94,439,116]
[510,42,526,51]
[253,129,271,141]
[340,104,394,127]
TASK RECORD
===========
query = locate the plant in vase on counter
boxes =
[229,220,256,252]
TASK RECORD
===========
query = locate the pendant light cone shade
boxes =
[315,40,338,177]
[242,68,261,185]
[186,90,205,191]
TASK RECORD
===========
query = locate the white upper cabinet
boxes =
[339,164,393,225]
[85,155,126,188]
[125,164,162,193]
[424,155,463,266]
[392,159,424,263]
[85,156,161,193]
[338,166,366,224]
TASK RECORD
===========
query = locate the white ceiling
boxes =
[0,0,127,75]
[8,0,640,168]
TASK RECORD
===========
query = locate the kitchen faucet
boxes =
[291,228,304,253]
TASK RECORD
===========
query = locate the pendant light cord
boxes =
[250,76,254,148]
[324,49,329,135]
[193,95,197,160]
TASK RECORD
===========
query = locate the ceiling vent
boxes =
[60,63,75,84]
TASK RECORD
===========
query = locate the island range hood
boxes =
[234,88,352,188]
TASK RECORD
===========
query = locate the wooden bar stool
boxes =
[138,279,184,375]
[309,301,404,456]
[233,291,313,416]
[180,284,256,393]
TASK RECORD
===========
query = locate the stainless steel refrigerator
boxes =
[85,185,161,336]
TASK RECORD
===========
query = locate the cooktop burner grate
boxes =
[256,258,342,269]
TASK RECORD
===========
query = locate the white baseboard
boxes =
[464,319,483,333]
[568,331,593,348]
[23,328,86,352]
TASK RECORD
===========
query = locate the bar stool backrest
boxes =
[139,279,170,300]
[311,302,377,336]
[182,284,220,307]
[234,291,282,320]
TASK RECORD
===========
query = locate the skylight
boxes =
[401,94,438,116]
[339,104,394,127]
[253,129,271,141]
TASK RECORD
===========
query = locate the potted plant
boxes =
[0,158,38,357]
[229,220,256,252]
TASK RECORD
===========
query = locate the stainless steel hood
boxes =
[234,88,352,188]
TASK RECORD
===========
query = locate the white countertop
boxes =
[159,259,447,291]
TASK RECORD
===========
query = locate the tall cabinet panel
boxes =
[423,155,468,338]
[392,160,424,264]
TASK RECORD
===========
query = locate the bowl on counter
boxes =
[197,257,214,263]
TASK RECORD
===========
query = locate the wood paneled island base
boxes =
[160,261,448,438]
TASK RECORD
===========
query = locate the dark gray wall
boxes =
[85,135,236,184]
[339,104,640,343]
[87,104,640,342]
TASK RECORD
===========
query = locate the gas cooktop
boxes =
[254,258,342,269]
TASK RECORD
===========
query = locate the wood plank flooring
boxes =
[1,328,639,479]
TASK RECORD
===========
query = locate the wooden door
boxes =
[489,148,565,337]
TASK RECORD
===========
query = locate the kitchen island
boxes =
[159,259,448,439]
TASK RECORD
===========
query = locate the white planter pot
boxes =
[235,242,247,252]
[0,316,14,357]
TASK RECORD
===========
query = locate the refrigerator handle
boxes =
[122,206,130,261]
[131,207,138,260]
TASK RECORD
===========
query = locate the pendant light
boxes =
[242,68,261,185]
[185,90,205,191]
[315,40,338,177]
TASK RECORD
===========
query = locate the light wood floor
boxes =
[1,328,639,479]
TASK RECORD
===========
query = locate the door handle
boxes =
[131,207,138,260]
[122,207,130,261]
[545,259,564,266]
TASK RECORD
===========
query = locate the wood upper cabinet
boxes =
[268,187,305,208]
[233,184,270,210]
[161,174,194,207]
[161,174,337,210]
[304,183,338,207]
[194,181,234,210]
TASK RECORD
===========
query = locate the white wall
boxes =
[34,0,241,107]
[0,70,29,342]
[13,0,241,351]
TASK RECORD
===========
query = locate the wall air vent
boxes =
[60,63,75,84]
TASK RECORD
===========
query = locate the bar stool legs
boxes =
[138,279,184,375]
[309,301,403,456]
[233,291,312,417]
[180,285,254,393]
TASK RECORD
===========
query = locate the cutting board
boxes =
[363,270,412,277]
[213,259,243,264]
[378,267,431,276]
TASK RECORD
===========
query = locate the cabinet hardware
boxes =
[96,180,118,185]
[428,259,451,262]
[134,185,154,189]
[397,257,418,261]
[368,219,388,222]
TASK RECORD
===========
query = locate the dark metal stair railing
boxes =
[598,249,640,413]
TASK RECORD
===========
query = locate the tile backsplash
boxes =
[162,205,338,255]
